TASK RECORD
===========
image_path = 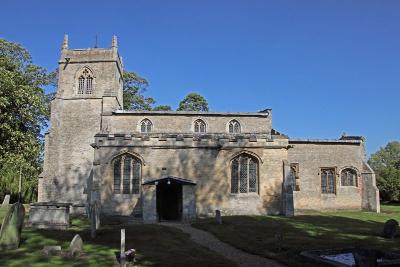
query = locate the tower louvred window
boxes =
[77,68,94,94]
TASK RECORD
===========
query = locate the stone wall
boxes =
[38,44,122,204]
[361,161,380,212]
[93,133,289,217]
[103,110,272,135]
[288,140,367,212]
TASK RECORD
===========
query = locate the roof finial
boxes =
[62,34,68,50]
[112,35,118,48]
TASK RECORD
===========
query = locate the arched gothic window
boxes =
[194,119,206,133]
[341,168,358,186]
[228,120,241,134]
[77,67,94,94]
[231,154,258,194]
[140,119,152,133]
[113,154,141,194]
[321,168,336,194]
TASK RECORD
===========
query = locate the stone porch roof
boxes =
[143,176,197,185]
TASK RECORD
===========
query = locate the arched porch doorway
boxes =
[142,176,196,222]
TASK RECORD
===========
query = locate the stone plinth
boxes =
[28,202,71,230]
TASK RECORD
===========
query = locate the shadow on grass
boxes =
[0,216,233,267]
[193,214,400,267]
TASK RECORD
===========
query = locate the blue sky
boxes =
[1,1,399,155]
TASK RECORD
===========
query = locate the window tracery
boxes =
[231,154,258,194]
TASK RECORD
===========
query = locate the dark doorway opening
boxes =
[156,179,182,221]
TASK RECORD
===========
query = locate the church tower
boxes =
[38,35,124,206]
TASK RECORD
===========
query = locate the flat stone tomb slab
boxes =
[28,202,72,230]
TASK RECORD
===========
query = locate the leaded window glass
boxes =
[113,154,141,194]
[140,119,152,133]
[113,158,121,194]
[86,76,93,94]
[239,156,248,193]
[248,159,257,192]
[231,159,239,193]
[123,157,131,194]
[194,119,206,133]
[231,154,258,194]
[321,168,336,194]
[132,160,141,194]
[78,76,85,94]
[228,120,241,134]
[341,168,357,186]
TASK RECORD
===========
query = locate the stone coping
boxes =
[289,139,362,144]
[30,202,72,207]
[143,176,197,185]
[94,133,273,139]
[113,110,270,117]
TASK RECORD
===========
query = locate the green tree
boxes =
[122,71,155,110]
[177,92,209,112]
[152,105,172,111]
[0,38,53,202]
[368,141,400,201]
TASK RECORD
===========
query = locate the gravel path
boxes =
[162,222,285,267]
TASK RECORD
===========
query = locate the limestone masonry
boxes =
[38,35,380,222]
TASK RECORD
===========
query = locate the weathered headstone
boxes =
[215,210,222,225]
[90,204,96,239]
[382,219,398,239]
[69,234,83,257]
[120,229,126,267]
[0,203,25,250]
[28,202,71,229]
[42,245,61,256]
[1,195,10,206]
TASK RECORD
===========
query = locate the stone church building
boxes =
[38,36,380,222]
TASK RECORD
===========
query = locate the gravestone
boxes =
[0,203,25,250]
[90,204,96,239]
[28,202,71,229]
[383,219,399,239]
[42,245,61,256]
[215,210,222,225]
[120,229,126,267]
[69,234,83,257]
[1,195,10,206]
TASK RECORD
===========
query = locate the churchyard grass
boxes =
[0,205,233,267]
[192,203,400,267]
[0,204,8,222]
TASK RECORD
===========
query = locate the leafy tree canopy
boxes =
[368,141,400,201]
[122,71,154,110]
[177,92,209,112]
[0,38,53,202]
[152,105,172,111]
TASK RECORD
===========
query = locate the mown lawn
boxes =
[0,205,233,267]
[192,204,400,267]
